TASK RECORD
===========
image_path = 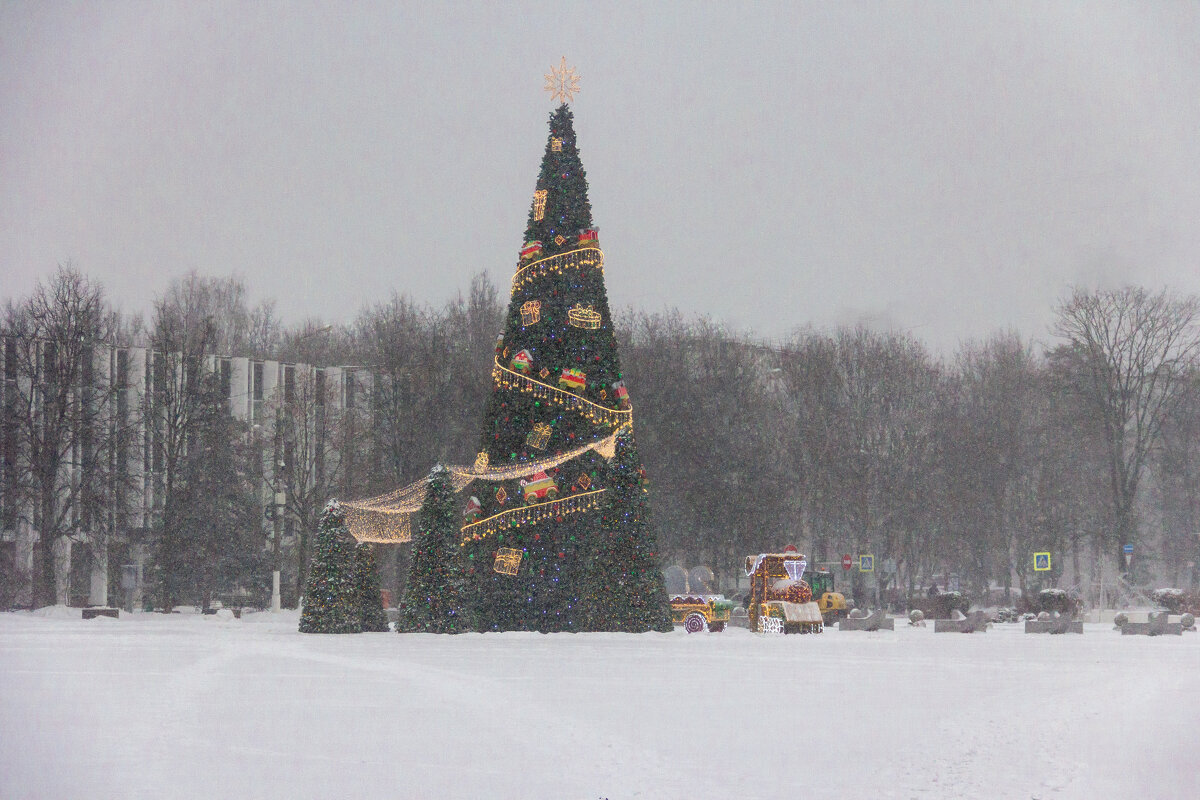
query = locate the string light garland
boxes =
[460,489,606,544]
[492,357,632,426]
[510,246,604,293]
[342,425,631,543]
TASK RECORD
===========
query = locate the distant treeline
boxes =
[3,266,1199,608]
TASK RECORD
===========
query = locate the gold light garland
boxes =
[510,247,604,293]
[342,424,631,544]
[460,489,606,544]
[492,357,632,427]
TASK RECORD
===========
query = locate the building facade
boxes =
[0,336,370,609]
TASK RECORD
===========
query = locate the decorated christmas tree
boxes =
[341,62,671,634]
[354,543,391,632]
[299,501,362,634]
[397,466,473,633]
[458,62,670,632]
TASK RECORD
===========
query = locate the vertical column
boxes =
[230,358,250,421]
[126,348,148,610]
[88,345,112,607]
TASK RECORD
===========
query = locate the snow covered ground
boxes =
[1,609,1196,800]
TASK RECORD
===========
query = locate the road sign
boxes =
[859,554,875,572]
[1034,552,1051,572]
[842,554,853,570]
[1122,543,1134,555]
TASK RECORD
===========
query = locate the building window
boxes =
[284,366,295,406]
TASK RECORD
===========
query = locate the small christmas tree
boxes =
[398,466,474,633]
[299,501,362,634]
[581,429,673,632]
[354,543,390,632]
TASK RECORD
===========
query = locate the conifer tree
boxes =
[580,430,673,631]
[398,466,472,633]
[299,501,361,634]
[354,543,390,632]
[461,103,641,632]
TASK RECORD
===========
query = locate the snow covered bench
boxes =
[1024,612,1083,634]
[1118,611,1183,636]
[933,609,989,633]
[81,607,119,620]
[839,608,894,631]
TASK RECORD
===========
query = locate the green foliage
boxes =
[299,501,362,634]
[579,430,673,632]
[463,103,650,632]
[458,104,672,633]
[398,466,474,633]
[156,372,267,611]
[355,543,390,632]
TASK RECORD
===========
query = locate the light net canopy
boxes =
[343,423,627,544]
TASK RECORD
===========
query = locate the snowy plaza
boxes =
[1,608,1196,800]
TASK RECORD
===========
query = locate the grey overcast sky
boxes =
[2,2,1198,354]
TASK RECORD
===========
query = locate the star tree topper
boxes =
[544,56,581,103]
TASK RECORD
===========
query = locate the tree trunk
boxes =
[1114,504,1135,578]
[32,534,55,609]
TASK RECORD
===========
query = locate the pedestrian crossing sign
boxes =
[1034,552,1051,572]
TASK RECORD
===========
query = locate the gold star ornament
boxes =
[544,57,581,103]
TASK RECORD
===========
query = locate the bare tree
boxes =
[1053,286,1200,575]
[262,363,354,601]
[2,266,116,607]
[149,272,275,608]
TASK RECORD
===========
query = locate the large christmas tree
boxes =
[342,66,671,634]
[459,87,669,632]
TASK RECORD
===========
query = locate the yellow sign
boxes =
[1034,552,1051,572]
[859,554,874,572]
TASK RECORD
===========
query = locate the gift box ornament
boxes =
[558,367,587,392]
[612,380,631,409]
[577,227,599,248]
[520,471,558,504]
[510,349,534,374]
[463,496,482,522]
[525,422,552,450]
[520,300,542,326]
[567,304,601,330]
[494,547,523,576]
[520,240,543,261]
